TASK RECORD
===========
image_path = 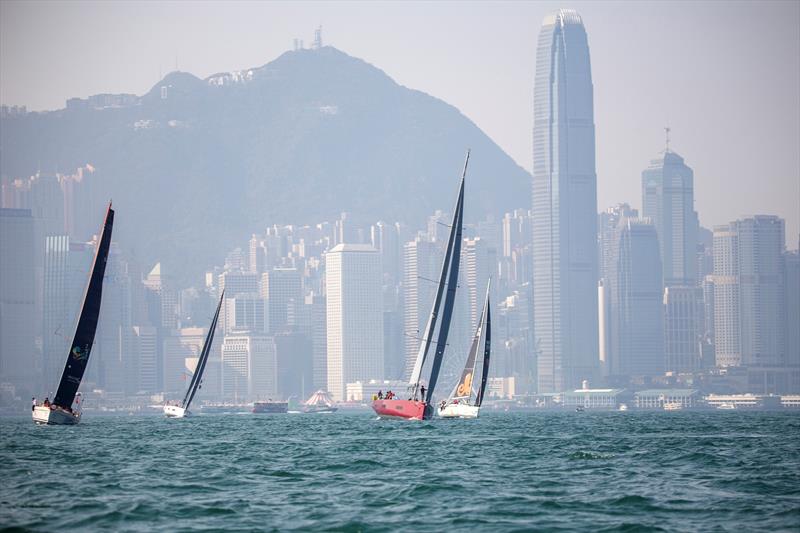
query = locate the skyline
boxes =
[1,1,798,242]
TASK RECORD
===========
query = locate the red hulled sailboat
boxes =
[372,151,468,421]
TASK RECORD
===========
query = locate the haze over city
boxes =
[1,1,798,240]
[1,2,798,531]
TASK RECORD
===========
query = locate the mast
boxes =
[424,155,467,404]
[182,290,224,409]
[475,284,492,407]
[408,150,470,397]
[52,203,114,409]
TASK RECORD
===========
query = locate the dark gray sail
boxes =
[475,298,491,407]
[182,290,224,409]
[424,154,467,405]
[53,204,114,410]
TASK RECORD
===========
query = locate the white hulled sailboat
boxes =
[33,203,114,425]
[164,290,224,418]
[438,280,492,419]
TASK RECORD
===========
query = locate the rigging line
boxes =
[403,332,448,346]
[417,275,461,288]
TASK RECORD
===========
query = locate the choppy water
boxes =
[1,411,799,532]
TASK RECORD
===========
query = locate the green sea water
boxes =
[1,411,798,532]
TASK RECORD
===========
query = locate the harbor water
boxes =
[1,411,798,531]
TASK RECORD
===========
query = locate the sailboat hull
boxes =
[438,402,479,419]
[164,405,189,418]
[32,406,80,425]
[371,399,430,420]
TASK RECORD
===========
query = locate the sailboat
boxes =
[164,290,224,418]
[438,280,492,419]
[33,203,114,425]
[372,151,468,421]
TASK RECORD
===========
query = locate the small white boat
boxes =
[163,405,189,418]
[165,291,224,419]
[716,402,736,410]
[438,280,492,420]
[664,402,683,411]
[618,404,629,411]
[33,405,80,425]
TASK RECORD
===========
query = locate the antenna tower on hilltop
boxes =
[313,26,323,49]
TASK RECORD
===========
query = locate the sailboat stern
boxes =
[32,405,80,425]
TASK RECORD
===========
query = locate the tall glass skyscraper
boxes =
[532,9,599,392]
[642,150,698,287]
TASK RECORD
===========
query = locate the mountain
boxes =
[0,47,530,282]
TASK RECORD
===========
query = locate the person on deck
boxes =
[43,398,50,407]
[31,397,36,411]
[377,390,383,399]
[420,386,426,400]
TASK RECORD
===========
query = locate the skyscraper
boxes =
[402,237,443,379]
[0,208,36,390]
[261,268,301,334]
[532,9,599,392]
[608,218,664,378]
[642,147,697,287]
[42,236,93,393]
[326,244,383,401]
[713,216,786,367]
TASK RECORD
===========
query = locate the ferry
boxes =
[253,400,288,414]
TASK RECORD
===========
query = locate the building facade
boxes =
[713,216,786,367]
[532,9,599,393]
[326,244,384,401]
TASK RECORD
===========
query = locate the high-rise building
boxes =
[532,9,599,392]
[224,295,267,334]
[221,334,277,400]
[598,204,638,281]
[402,237,443,378]
[0,208,36,390]
[371,221,401,284]
[131,326,158,393]
[261,268,302,334]
[713,216,786,367]
[663,286,702,373]
[607,218,664,378]
[61,165,102,242]
[502,209,532,259]
[463,237,496,330]
[304,292,327,391]
[248,234,265,274]
[42,236,93,393]
[642,147,697,287]
[326,244,383,401]
[785,251,800,368]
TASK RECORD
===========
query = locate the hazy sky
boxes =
[2,1,798,243]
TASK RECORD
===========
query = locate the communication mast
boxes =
[313,26,323,49]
